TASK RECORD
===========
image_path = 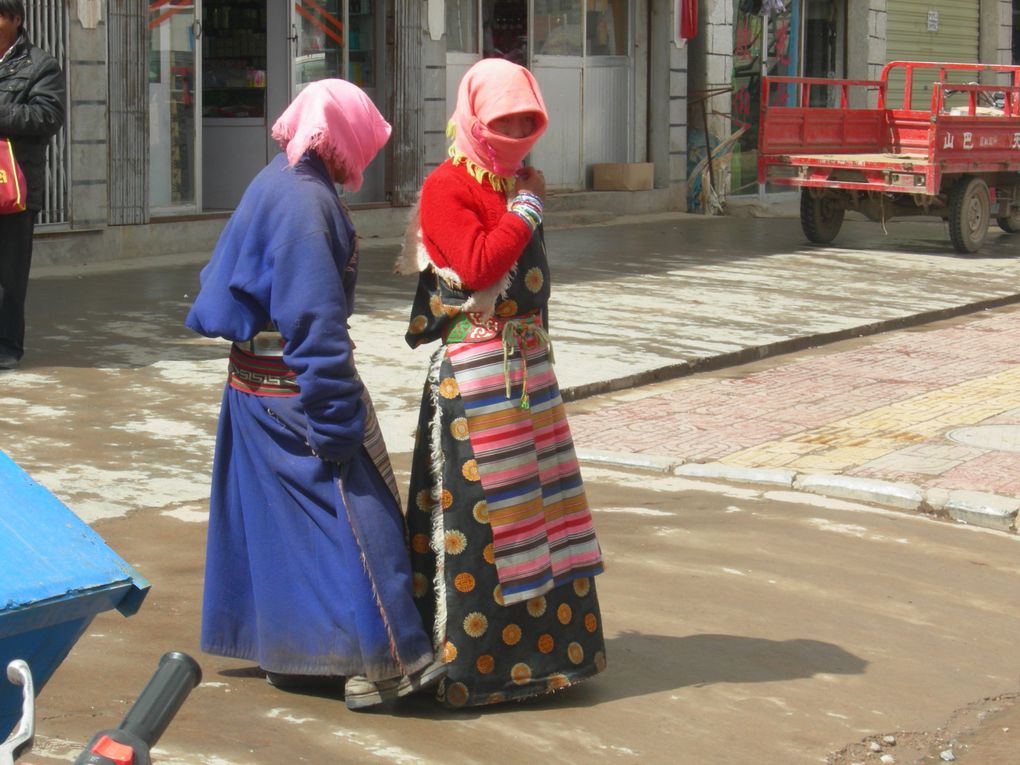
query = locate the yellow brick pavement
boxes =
[722,366,1020,473]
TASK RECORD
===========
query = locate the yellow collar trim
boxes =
[446,121,513,192]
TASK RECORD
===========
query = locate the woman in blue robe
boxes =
[185,80,439,709]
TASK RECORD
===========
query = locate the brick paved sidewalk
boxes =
[568,307,1020,514]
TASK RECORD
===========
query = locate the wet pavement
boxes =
[5,212,1020,526]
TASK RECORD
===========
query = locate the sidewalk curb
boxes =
[576,453,1020,534]
[673,462,796,487]
[560,293,1020,404]
[575,449,680,474]
[794,473,924,510]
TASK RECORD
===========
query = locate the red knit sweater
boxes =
[418,159,533,290]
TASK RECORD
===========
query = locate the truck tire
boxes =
[800,189,844,244]
[948,176,990,253]
[997,209,1020,233]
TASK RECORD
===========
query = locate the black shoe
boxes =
[0,352,19,370]
[264,670,344,693]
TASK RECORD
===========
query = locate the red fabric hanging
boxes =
[680,0,698,39]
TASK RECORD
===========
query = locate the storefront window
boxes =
[447,0,479,53]
[348,0,376,87]
[484,0,528,63]
[586,0,627,56]
[149,4,196,208]
[202,3,267,118]
[534,0,583,56]
[293,0,343,92]
[730,0,797,195]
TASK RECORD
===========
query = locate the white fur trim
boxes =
[394,199,515,320]
[426,348,448,651]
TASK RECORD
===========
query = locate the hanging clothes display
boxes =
[681,0,698,39]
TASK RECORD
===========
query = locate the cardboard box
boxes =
[592,162,654,191]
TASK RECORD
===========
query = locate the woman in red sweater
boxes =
[396,58,606,708]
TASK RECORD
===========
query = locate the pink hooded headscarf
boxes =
[271,79,391,192]
[451,59,549,178]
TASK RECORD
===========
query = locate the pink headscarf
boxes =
[451,59,548,178]
[271,79,391,192]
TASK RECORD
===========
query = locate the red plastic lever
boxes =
[91,734,135,765]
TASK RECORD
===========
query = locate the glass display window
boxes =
[294,0,343,91]
[447,0,480,53]
[484,0,529,63]
[533,0,583,57]
[586,0,627,56]
[202,1,267,119]
[148,1,197,209]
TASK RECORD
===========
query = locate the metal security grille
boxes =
[25,0,68,225]
[107,3,147,225]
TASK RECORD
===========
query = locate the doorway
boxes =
[445,0,635,190]
[148,1,389,214]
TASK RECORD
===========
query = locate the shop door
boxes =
[148,1,202,213]
[200,1,270,210]
[290,0,388,203]
[448,0,633,190]
[886,0,980,109]
[530,1,585,188]
[583,0,631,184]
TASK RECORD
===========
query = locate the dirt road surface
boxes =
[14,454,1020,765]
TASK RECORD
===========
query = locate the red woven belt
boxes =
[228,343,299,397]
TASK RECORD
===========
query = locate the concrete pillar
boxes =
[648,0,671,192]
[684,0,732,207]
[978,0,1013,68]
[422,39,448,177]
[668,42,689,210]
[66,13,108,229]
[392,2,424,207]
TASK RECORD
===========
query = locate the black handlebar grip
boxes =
[117,651,202,747]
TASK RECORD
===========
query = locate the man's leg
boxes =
[0,210,36,367]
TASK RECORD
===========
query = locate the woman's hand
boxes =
[514,166,546,202]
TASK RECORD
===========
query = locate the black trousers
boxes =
[0,210,36,358]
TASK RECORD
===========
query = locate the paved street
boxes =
[570,305,1020,530]
[15,460,1020,765]
[3,212,1020,763]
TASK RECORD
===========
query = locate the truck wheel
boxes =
[997,209,1020,233]
[800,189,844,244]
[948,176,990,253]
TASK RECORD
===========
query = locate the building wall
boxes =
[689,0,732,145]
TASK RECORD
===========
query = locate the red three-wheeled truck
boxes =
[758,61,1020,254]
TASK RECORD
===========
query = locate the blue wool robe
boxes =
[186,152,432,680]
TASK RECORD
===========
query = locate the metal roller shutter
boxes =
[886,0,980,109]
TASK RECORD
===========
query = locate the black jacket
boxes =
[0,31,65,211]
